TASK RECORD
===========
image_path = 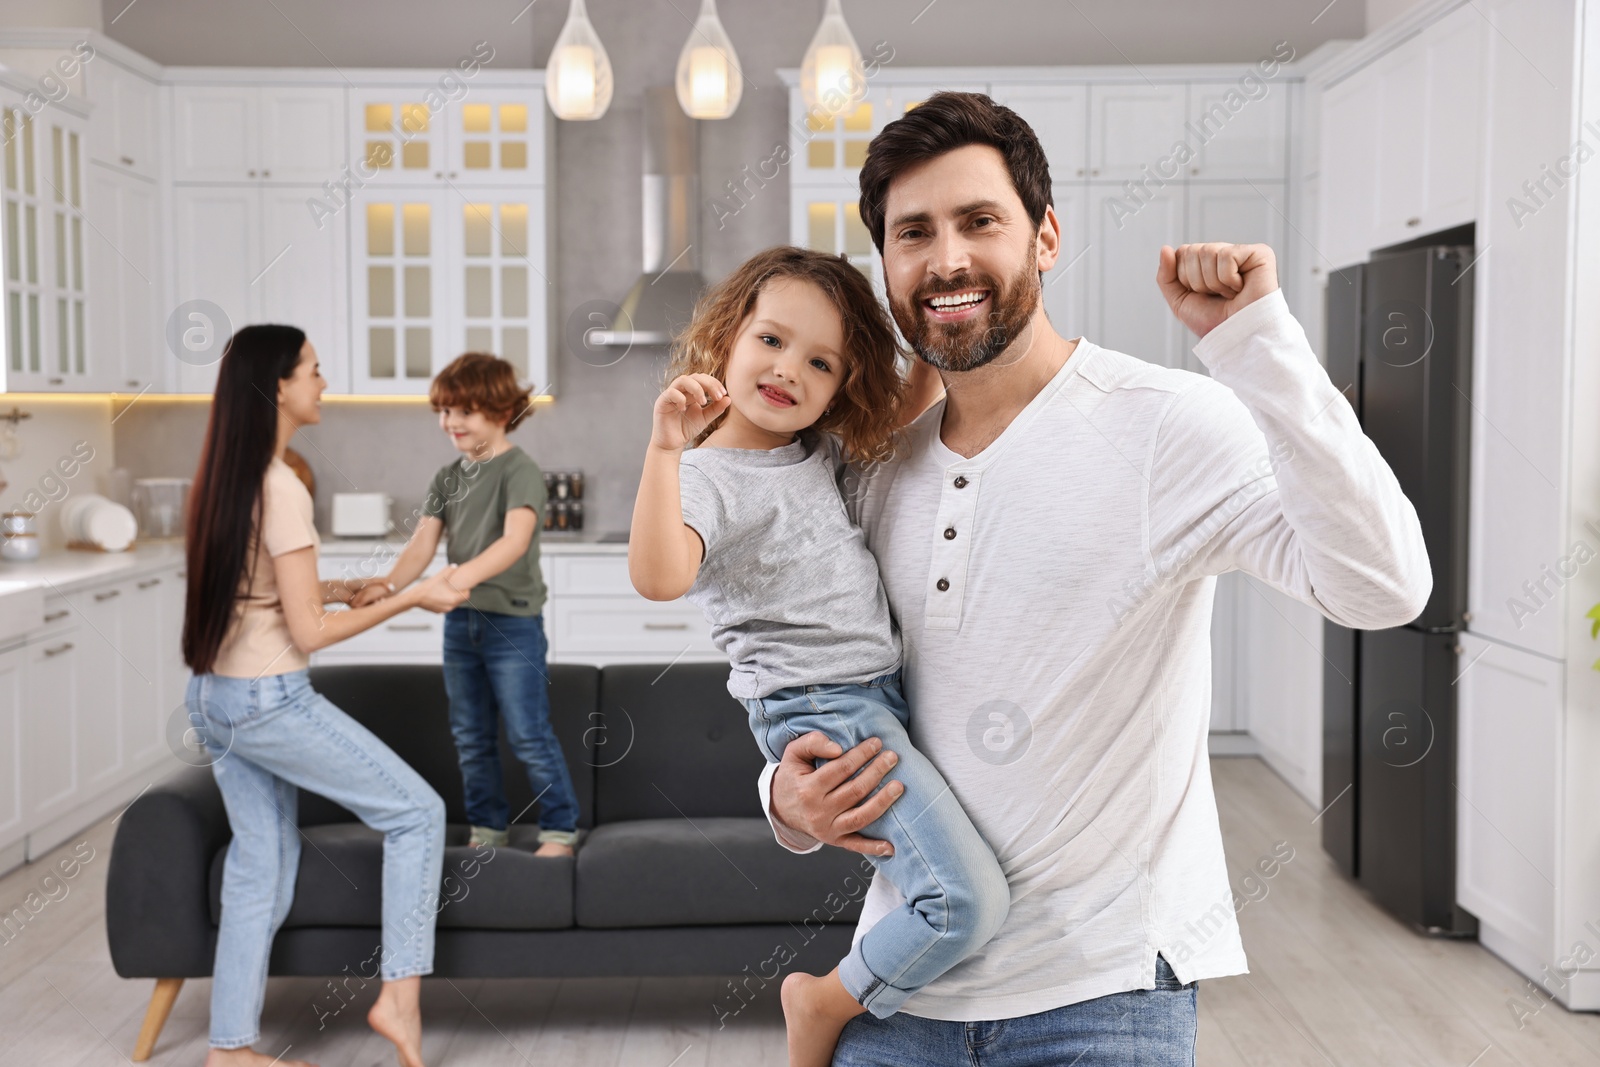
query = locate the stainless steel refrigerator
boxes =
[1320,237,1478,936]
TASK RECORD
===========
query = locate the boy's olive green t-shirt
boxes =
[423,446,547,617]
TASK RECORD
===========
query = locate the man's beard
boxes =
[889,245,1040,373]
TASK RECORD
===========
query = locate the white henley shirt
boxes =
[756,289,1431,1021]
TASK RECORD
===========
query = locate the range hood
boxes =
[585,87,707,348]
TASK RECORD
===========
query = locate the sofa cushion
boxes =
[209,824,573,930]
[593,663,766,823]
[574,817,874,929]
[305,663,598,830]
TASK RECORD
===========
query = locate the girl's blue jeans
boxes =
[442,608,580,844]
[189,670,446,1050]
[744,669,1011,1018]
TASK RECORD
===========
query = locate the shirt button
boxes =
[944,527,956,540]
[954,476,968,488]
[936,578,950,591]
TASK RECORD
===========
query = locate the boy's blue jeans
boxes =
[442,608,580,844]
[744,669,1011,1019]
[189,670,446,1050]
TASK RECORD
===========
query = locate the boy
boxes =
[357,353,579,856]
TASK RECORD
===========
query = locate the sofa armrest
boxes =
[106,764,231,978]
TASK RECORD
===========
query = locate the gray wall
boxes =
[104,0,1364,535]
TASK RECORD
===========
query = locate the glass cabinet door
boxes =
[791,188,880,295]
[47,120,86,383]
[444,91,545,186]
[350,90,446,184]
[790,81,987,187]
[1,105,43,383]
[352,188,450,392]
[454,190,548,392]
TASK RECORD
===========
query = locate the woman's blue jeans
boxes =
[190,670,446,1050]
[442,608,580,844]
[744,669,1011,1019]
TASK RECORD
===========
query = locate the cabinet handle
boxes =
[177,571,187,579]
[120,155,134,166]
[43,609,69,623]
[43,643,74,658]
[126,379,140,387]
[248,169,257,178]
[137,578,162,589]
[1406,216,1421,227]
[387,623,432,632]
[1191,167,1200,175]
[94,589,122,602]
[435,171,443,179]
[1091,168,1100,176]
[643,622,689,631]
[48,377,63,385]
[1076,168,1084,176]
[262,169,271,178]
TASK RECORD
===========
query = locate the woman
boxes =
[183,325,464,1067]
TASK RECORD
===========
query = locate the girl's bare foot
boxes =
[203,1047,318,1067]
[780,968,867,1067]
[533,841,574,857]
[366,977,425,1067]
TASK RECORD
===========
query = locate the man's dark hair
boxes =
[858,91,1053,254]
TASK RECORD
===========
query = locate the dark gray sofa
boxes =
[107,662,867,1060]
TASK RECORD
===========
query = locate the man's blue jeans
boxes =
[744,669,1010,1019]
[442,608,580,844]
[833,954,1198,1065]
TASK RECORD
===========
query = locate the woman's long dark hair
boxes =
[183,325,307,674]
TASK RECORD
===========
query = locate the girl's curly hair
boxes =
[665,246,909,463]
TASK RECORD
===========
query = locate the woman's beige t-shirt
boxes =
[212,457,320,678]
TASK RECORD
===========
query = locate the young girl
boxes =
[629,247,1010,1067]
[357,353,580,857]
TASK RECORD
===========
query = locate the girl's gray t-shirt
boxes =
[677,428,901,700]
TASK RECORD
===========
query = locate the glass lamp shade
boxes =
[800,0,865,116]
[546,0,614,121]
[675,0,742,119]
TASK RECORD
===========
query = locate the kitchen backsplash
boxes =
[109,348,672,539]
[0,398,117,551]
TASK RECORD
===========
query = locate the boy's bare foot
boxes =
[533,841,574,857]
[367,977,425,1067]
[781,967,867,1067]
[204,1048,318,1067]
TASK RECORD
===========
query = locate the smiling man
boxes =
[758,92,1431,1065]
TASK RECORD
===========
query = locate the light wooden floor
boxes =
[2,757,1598,1066]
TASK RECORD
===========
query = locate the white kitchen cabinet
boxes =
[444,90,546,188]
[350,183,548,394]
[1184,181,1287,370]
[989,84,1089,179]
[788,80,988,187]
[791,186,880,294]
[1455,633,1559,971]
[172,84,344,184]
[120,573,171,766]
[76,584,128,794]
[349,86,546,188]
[86,58,160,180]
[170,183,350,394]
[1186,80,1287,180]
[1086,84,1187,181]
[1316,4,1484,263]
[21,629,82,830]
[350,88,450,186]
[2,102,93,391]
[85,163,161,391]
[1087,182,1184,367]
[1317,70,1383,271]
[0,645,25,856]
[159,565,190,716]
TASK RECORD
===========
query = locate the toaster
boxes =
[331,492,394,537]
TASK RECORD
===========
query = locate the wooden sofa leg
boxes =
[132,978,184,1061]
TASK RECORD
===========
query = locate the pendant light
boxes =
[546,0,614,121]
[675,0,742,119]
[800,0,865,117]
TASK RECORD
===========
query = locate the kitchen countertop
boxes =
[317,533,629,556]
[0,540,186,596]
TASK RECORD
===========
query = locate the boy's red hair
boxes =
[429,353,535,430]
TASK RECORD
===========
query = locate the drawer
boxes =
[549,555,635,597]
[548,596,716,655]
[330,606,443,654]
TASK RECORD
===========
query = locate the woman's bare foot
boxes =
[203,1047,318,1067]
[780,968,867,1067]
[366,977,425,1067]
[533,841,574,857]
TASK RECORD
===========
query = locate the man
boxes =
[759,92,1430,1065]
